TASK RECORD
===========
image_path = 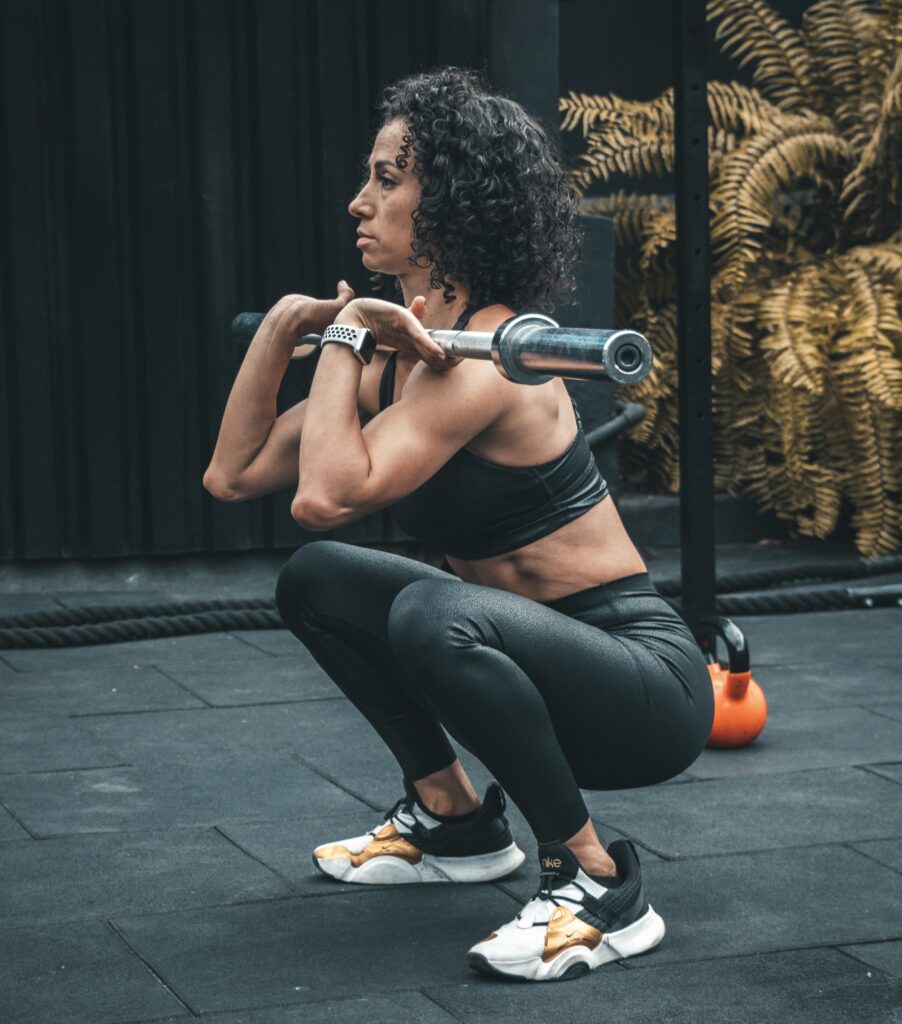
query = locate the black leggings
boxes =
[275,541,714,845]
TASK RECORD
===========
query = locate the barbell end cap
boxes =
[603,331,653,385]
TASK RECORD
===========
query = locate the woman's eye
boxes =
[380,176,395,188]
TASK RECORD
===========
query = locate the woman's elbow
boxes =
[203,468,245,503]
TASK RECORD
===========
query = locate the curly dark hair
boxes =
[362,66,582,315]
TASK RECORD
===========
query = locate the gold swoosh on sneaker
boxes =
[542,906,603,963]
[315,822,424,866]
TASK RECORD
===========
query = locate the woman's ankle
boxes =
[414,786,481,817]
[561,824,619,877]
[412,762,481,817]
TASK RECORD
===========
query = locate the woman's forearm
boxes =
[204,312,301,488]
[295,342,370,521]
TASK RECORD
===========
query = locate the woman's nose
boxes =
[348,184,371,217]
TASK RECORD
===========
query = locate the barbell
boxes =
[231,311,653,387]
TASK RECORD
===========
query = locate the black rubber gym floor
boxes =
[0,539,900,1022]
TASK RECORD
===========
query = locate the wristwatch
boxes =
[320,324,377,366]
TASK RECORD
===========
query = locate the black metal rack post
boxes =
[673,0,716,635]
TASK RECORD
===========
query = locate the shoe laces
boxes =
[516,869,591,923]
[372,794,429,842]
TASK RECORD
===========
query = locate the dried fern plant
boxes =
[563,0,902,556]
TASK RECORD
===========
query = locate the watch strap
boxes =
[321,324,377,365]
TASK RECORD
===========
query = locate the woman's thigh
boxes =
[389,578,714,791]
[276,539,453,640]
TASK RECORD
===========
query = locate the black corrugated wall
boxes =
[0,0,496,560]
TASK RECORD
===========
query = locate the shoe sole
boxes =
[467,904,666,982]
[313,840,526,884]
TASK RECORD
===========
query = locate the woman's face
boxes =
[348,118,423,275]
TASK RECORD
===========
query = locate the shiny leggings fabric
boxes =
[275,540,714,844]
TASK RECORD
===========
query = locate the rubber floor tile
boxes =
[500,843,902,964]
[688,705,902,779]
[158,656,340,707]
[731,608,902,666]
[0,632,274,673]
[0,664,203,717]
[851,837,902,874]
[140,990,459,1023]
[0,803,28,841]
[866,762,902,785]
[866,702,902,724]
[581,765,902,857]
[422,946,901,1023]
[0,713,124,774]
[0,919,187,1024]
[750,661,902,712]
[0,826,294,927]
[74,699,395,770]
[840,939,902,980]
[0,757,364,836]
[110,885,522,1013]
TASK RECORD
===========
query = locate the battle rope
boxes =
[653,554,902,597]
[1,555,900,649]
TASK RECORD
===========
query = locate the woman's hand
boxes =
[262,281,357,357]
[334,296,463,372]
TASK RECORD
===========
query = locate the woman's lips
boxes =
[356,235,375,246]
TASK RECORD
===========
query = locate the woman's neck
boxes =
[398,280,472,330]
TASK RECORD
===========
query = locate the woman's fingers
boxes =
[408,295,454,369]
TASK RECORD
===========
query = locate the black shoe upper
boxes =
[386,778,515,857]
[533,838,649,933]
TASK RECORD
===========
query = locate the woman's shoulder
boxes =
[467,304,518,332]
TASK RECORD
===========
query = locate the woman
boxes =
[204,66,714,983]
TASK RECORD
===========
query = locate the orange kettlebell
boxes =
[696,615,767,748]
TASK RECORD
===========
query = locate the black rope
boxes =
[1,557,899,650]
[663,582,902,617]
[653,554,902,596]
[0,596,275,630]
[0,608,283,649]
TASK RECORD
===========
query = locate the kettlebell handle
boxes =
[696,615,750,674]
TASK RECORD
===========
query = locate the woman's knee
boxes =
[275,540,345,625]
[387,578,479,662]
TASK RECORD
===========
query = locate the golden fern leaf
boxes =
[615,272,674,329]
[770,383,843,537]
[559,90,675,138]
[850,240,902,293]
[838,50,902,242]
[756,262,833,393]
[872,0,902,90]
[836,397,902,554]
[566,128,674,192]
[563,81,780,198]
[639,206,677,279]
[711,278,762,360]
[706,80,785,136]
[710,112,853,291]
[567,82,779,146]
[708,0,817,113]
[560,91,613,137]
[801,0,893,148]
[831,249,902,408]
[578,192,674,249]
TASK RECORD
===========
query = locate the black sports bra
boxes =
[377,303,610,560]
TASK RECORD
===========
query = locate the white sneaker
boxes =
[467,838,665,981]
[312,777,526,885]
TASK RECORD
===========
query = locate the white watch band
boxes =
[321,324,376,365]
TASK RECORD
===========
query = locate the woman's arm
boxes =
[291,295,462,525]
[202,285,355,501]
